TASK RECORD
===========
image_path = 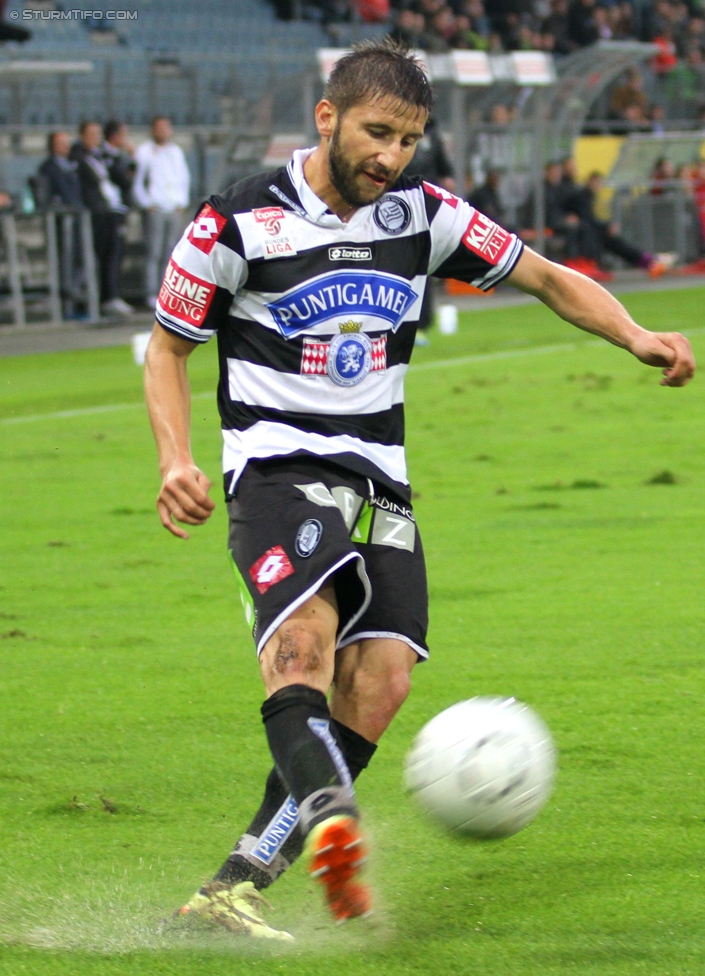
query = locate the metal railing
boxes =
[0,208,99,327]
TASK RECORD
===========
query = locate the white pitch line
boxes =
[3,326,703,426]
[1,390,212,426]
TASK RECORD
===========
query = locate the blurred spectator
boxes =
[650,103,667,133]
[468,169,508,225]
[69,121,133,318]
[542,0,571,55]
[36,132,83,208]
[692,157,705,245]
[0,191,11,208]
[567,0,599,48]
[542,160,582,256]
[102,120,136,208]
[651,27,678,75]
[133,116,190,310]
[356,0,390,21]
[391,8,426,46]
[405,116,455,345]
[650,156,675,194]
[610,68,649,120]
[565,171,669,278]
[404,115,455,190]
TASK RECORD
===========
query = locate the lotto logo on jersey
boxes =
[187,204,227,254]
[253,207,285,235]
[423,181,460,209]
[461,211,511,264]
[249,545,295,594]
[158,259,216,327]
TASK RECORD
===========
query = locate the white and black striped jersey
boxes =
[156,148,524,500]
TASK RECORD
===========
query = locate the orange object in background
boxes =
[444,279,495,296]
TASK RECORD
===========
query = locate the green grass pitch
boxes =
[1,287,704,975]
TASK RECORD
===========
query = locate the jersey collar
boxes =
[288,147,357,228]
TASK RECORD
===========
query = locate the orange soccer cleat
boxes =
[305,815,372,922]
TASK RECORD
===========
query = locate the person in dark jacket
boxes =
[468,169,508,226]
[70,120,133,317]
[102,119,136,207]
[37,132,83,207]
[404,116,455,345]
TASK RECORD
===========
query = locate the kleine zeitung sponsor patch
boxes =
[461,211,511,264]
[158,258,216,328]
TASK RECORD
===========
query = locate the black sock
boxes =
[262,684,357,829]
[214,714,377,889]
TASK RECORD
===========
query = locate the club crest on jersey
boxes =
[253,206,297,260]
[373,195,411,235]
[301,333,386,385]
[295,519,323,558]
[266,270,418,338]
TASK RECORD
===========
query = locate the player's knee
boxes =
[268,621,328,681]
[338,660,411,723]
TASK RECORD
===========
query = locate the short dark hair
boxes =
[47,131,61,154]
[78,120,100,136]
[104,119,124,142]
[324,38,433,119]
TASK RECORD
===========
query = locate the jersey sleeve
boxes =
[423,181,524,291]
[155,198,248,344]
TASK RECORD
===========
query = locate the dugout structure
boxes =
[315,42,658,255]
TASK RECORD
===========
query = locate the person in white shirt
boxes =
[133,116,190,309]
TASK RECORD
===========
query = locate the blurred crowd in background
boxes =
[272,0,705,62]
[29,117,189,318]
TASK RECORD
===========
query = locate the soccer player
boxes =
[144,40,694,939]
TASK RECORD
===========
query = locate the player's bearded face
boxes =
[328,121,393,208]
[327,100,426,209]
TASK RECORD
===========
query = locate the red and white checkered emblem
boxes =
[301,335,387,377]
[249,545,294,595]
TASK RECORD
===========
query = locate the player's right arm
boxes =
[144,325,214,540]
[143,195,247,538]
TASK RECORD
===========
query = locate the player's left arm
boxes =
[508,246,695,387]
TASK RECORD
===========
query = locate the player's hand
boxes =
[628,330,695,387]
[156,462,215,539]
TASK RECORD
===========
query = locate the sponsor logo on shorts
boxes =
[250,796,300,866]
[187,203,227,254]
[267,271,417,338]
[372,495,415,522]
[373,195,412,235]
[328,246,372,261]
[249,545,294,594]
[423,181,461,209]
[295,519,323,558]
[158,258,216,327]
[461,211,511,265]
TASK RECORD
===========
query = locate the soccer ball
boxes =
[404,697,556,838]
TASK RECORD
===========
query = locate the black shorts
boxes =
[227,458,429,660]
